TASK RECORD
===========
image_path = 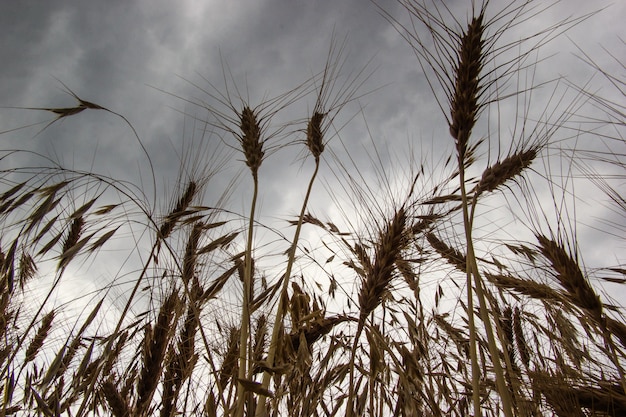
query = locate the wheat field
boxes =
[1,1,625,416]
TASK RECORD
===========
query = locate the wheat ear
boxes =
[23,311,54,364]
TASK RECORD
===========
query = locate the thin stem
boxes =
[76,242,159,416]
[459,168,514,417]
[234,174,259,417]
[256,159,320,416]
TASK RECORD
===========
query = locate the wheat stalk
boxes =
[445,7,518,416]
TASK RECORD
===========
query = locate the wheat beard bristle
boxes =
[449,12,484,160]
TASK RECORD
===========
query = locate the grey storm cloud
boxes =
[0,0,623,271]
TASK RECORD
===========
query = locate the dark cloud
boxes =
[1,0,623,294]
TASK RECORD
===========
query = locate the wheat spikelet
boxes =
[24,183,68,234]
[486,272,564,302]
[476,149,537,196]
[182,222,204,285]
[160,348,178,417]
[252,314,267,372]
[0,293,12,349]
[102,380,130,417]
[161,302,200,417]
[0,181,27,204]
[58,215,84,269]
[178,306,200,371]
[395,258,420,297]
[56,334,83,379]
[18,251,37,290]
[606,317,626,349]
[500,307,517,371]
[449,11,485,160]
[159,181,197,240]
[289,315,353,353]
[536,234,602,316]
[289,281,311,327]
[353,243,373,278]
[136,291,178,415]
[102,331,128,378]
[513,307,530,368]
[0,189,30,217]
[426,232,466,272]
[306,111,325,161]
[24,310,54,364]
[531,372,623,416]
[1,241,16,294]
[240,106,263,178]
[219,326,240,390]
[358,208,406,322]
[434,314,469,359]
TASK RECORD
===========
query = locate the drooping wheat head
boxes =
[426,232,466,273]
[475,148,538,197]
[536,234,602,316]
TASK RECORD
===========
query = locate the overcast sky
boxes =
[1,0,624,310]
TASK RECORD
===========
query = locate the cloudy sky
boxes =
[1,0,624,310]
